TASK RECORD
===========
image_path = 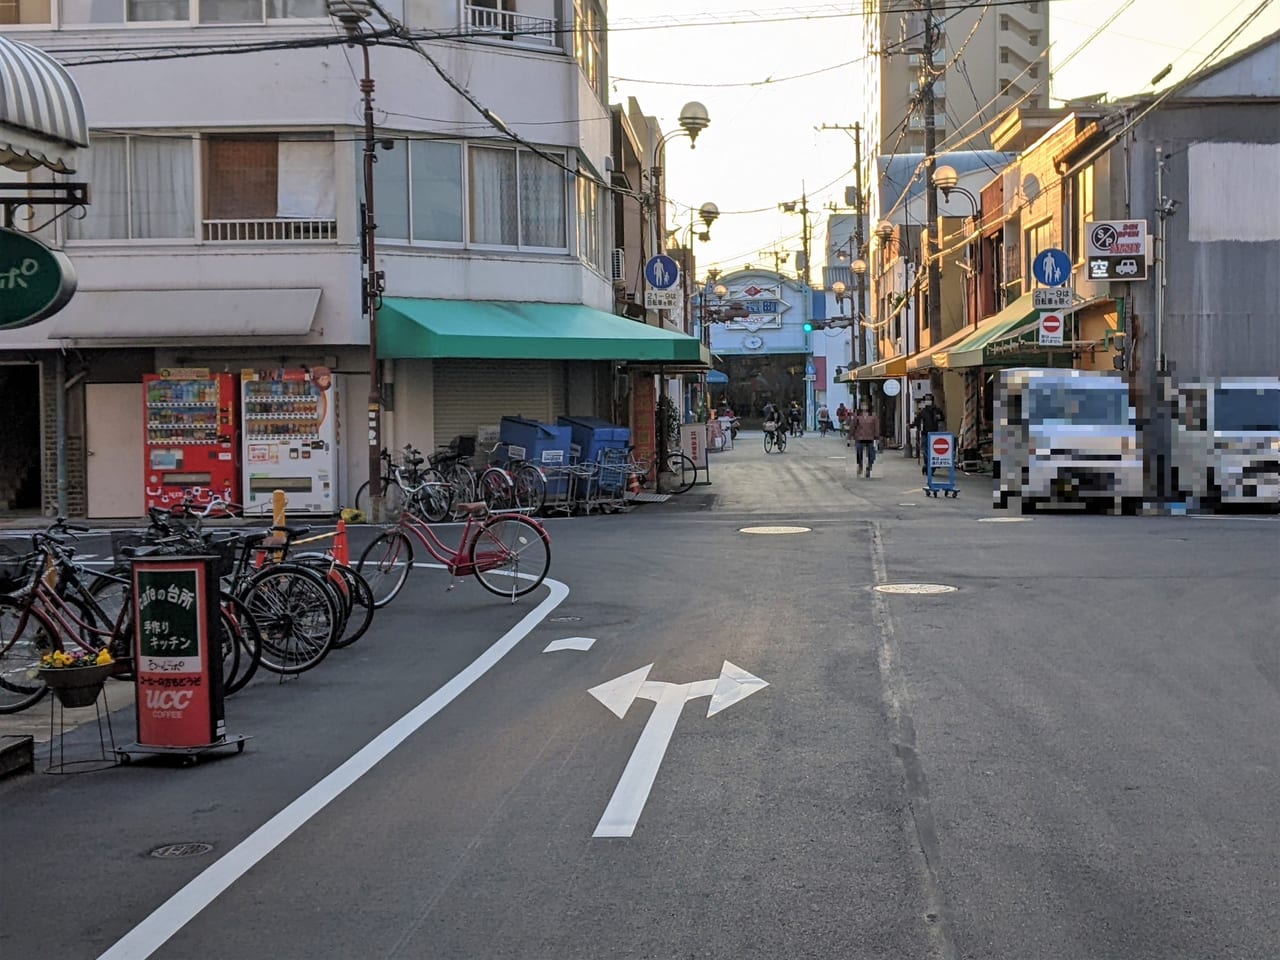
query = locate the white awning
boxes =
[0,288,323,347]
[0,37,89,174]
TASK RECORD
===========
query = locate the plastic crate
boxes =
[557,416,631,466]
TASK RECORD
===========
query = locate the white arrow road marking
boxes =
[542,636,597,653]
[592,661,768,839]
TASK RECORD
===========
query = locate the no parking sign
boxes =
[929,433,954,468]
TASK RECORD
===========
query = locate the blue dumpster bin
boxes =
[557,416,631,465]
[500,417,573,496]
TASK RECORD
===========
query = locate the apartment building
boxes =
[1,1,702,517]
[878,0,1050,156]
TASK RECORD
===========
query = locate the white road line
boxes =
[97,573,569,960]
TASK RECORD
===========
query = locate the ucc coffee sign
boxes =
[0,226,77,330]
[132,558,226,748]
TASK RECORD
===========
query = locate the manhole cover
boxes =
[549,616,582,622]
[739,526,812,535]
[898,502,918,507]
[874,583,958,595]
[978,517,1029,523]
[149,842,214,859]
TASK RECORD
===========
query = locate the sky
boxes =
[606,0,1280,275]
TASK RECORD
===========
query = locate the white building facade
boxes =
[1,0,700,517]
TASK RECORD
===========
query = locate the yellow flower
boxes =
[96,648,113,665]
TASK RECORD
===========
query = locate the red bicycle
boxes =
[355,501,551,606]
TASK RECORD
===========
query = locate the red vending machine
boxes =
[143,369,240,512]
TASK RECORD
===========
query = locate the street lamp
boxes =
[329,0,385,519]
[930,164,983,328]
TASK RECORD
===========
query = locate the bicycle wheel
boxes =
[777,431,788,452]
[293,553,354,625]
[331,565,375,649]
[241,564,339,675]
[469,515,551,599]
[221,591,262,695]
[411,471,453,524]
[355,478,406,518]
[88,568,135,678]
[764,432,775,453]
[444,465,478,519]
[478,467,515,511]
[512,464,547,514]
[665,452,697,495]
[216,603,241,696]
[356,530,413,608]
[0,596,59,713]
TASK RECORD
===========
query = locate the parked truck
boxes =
[1169,378,1280,509]
[993,368,1145,514]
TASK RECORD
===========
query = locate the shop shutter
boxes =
[433,359,559,451]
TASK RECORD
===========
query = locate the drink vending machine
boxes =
[241,367,342,515]
[142,370,240,511]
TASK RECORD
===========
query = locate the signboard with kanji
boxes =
[132,558,225,748]
[1085,219,1149,281]
[1038,311,1065,346]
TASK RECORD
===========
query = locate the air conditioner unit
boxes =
[610,248,626,283]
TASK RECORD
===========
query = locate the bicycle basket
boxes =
[0,550,39,593]
[206,537,240,578]
[450,435,477,457]
[763,420,778,432]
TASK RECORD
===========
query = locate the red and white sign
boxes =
[929,433,954,467]
[1038,311,1064,346]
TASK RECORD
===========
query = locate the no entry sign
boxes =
[929,433,954,467]
[1039,310,1064,346]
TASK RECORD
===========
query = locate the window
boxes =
[1029,31,1039,46]
[204,134,335,240]
[999,14,1008,29]
[1029,64,1039,79]
[0,0,51,24]
[1070,165,1094,262]
[1023,218,1054,290]
[1000,50,1009,64]
[67,135,195,241]
[574,0,605,96]
[61,0,324,22]
[577,175,604,270]
[367,139,562,249]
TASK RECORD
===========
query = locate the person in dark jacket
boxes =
[849,399,880,477]
[912,394,946,477]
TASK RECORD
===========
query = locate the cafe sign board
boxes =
[132,557,226,748]
[0,227,77,330]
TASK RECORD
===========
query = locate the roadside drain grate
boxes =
[149,842,214,859]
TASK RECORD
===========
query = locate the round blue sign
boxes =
[1032,248,1071,287]
[644,255,680,290]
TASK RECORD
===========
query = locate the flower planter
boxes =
[37,662,115,709]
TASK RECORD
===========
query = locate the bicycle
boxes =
[477,442,548,515]
[354,445,446,518]
[428,436,480,520]
[357,501,551,607]
[763,420,787,454]
[626,446,698,496]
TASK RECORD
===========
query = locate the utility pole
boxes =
[922,0,943,356]
[853,121,866,377]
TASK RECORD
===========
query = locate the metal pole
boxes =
[55,352,67,517]
[1155,143,1166,374]
[360,40,383,521]
[853,123,867,388]
[922,0,942,353]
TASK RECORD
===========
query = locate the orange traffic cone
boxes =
[628,471,642,496]
[334,518,350,566]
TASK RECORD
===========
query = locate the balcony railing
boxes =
[465,3,556,45]
[203,218,338,242]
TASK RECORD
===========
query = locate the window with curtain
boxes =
[127,0,189,20]
[411,141,463,243]
[0,0,51,24]
[1023,218,1054,292]
[67,135,194,240]
[518,149,566,248]
[469,146,519,246]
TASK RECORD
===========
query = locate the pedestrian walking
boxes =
[817,404,833,436]
[850,399,880,477]
[912,394,945,478]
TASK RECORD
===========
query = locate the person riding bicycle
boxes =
[817,404,833,436]
[787,400,804,437]
[762,401,782,433]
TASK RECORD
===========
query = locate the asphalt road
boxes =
[1,434,1277,960]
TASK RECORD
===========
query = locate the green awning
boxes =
[378,298,709,364]
[940,293,1038,368]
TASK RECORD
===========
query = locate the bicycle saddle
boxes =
[454,501,488,516]
[271,524,312,539]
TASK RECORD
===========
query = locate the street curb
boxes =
[0,735,35,779]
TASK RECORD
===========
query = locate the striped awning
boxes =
[0,37,89,174]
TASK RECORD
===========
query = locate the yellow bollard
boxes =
[272,489,287,527]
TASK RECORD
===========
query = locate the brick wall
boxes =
[38,358,87,518]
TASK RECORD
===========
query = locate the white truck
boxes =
[1169,378,1280,509]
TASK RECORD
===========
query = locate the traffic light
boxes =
[803,320,819,333]
[803,319,853,332]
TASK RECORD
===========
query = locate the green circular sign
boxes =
[0,227,77,330]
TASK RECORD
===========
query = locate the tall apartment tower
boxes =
[878,1,1050,155]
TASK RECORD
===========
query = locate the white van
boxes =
[1170,378,1280,508]
[994,368,1144,513]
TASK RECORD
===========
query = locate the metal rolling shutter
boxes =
[433,359,561,448]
